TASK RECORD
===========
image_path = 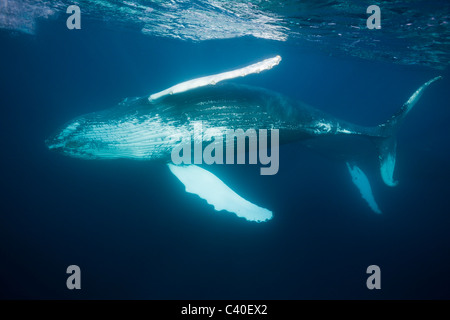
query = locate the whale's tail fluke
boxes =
[374,76,442,186]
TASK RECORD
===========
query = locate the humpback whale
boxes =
[46,56,441,222]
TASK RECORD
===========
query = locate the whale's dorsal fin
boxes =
[148,55,281,102]
[168,164,273,222]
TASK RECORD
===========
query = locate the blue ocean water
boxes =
[0,1,449,299]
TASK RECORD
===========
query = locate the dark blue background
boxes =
[0,16,449,299]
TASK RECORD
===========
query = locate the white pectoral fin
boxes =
[168,164,273,222]
[346,162,382,214]
[149,55,281,102]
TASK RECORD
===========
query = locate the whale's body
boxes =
[46,56,441,222]
[46,83,378,161]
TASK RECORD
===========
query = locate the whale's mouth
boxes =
[45,136,65,151]
[46,120,83,152]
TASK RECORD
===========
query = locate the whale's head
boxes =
[45,118,97,159]
[45,113,120,160]
[46,107,178,160]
